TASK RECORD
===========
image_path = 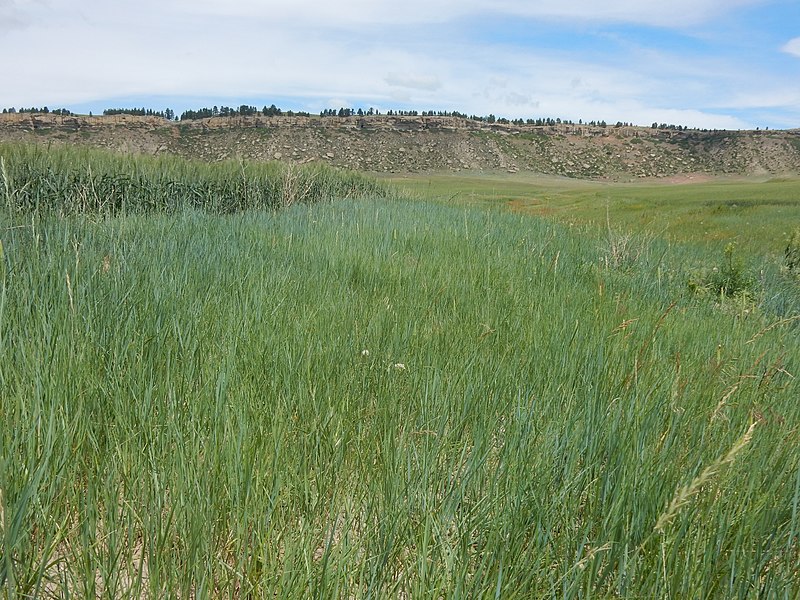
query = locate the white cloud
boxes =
[327,98,352,110]
[0,0,48,32]
[0,0,794,129]
[505,92,538,107]
[385,73,442,91]
[0,14,760,129]
[164,0,763,28]
[783,38,800,58]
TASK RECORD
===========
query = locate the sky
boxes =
[2,0,799,130]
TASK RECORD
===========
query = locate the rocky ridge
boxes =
[1,113,799,180]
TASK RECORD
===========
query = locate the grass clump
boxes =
[785,227,800,272]
[688,242,757,302]
[0,142,388,215]
[600,206,659,271]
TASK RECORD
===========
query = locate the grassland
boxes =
[390,171,800,256]
[1,146,799,598]
[0,142,387,215]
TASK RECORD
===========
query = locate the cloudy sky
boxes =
[2,0,799,129]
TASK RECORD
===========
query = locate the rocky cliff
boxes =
[2,113,799,180]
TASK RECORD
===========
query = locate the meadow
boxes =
[390,171,800,256]
[1,146,799,598]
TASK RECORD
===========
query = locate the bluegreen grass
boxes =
[1,194,798,597]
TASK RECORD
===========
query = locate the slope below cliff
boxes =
[1,113,798,181]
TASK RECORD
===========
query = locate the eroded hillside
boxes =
[1,113,799,180]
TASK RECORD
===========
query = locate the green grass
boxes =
[2,191,799,597]
[1,148,799,597]
[390,172,800,257]
[0,142,388,215]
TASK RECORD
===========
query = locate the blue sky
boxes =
[2,0,799,129]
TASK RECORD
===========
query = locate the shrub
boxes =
[688,243,755,299]
[785,227,800,272]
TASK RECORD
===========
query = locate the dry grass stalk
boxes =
[746,315,800,345]
[609,317,639,338]
[624,302,677,388]
[65,272,74,313]
[711,383,740,422]
[654,421,758,533]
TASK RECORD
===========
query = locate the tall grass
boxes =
[0,143,388,215]
[1,193,798,597]
[393,172,800,256]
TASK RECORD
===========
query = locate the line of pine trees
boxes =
[179,105,311,120]
[317,109,619,128]
[318,109,598,128]
[103,107,176,120]
[1,103,700,132]
[2,107,72,115]
[651,122,690,131]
